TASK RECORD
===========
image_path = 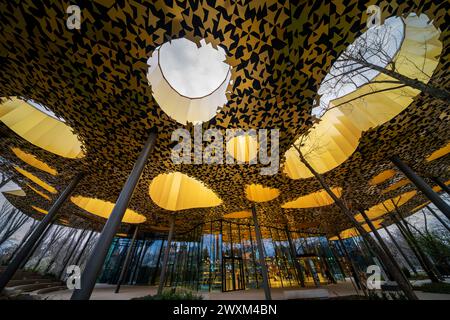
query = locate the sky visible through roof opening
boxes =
[158,38,230,98]
[313,16,405,117]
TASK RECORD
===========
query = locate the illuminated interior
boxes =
[0,98,84,158]
[71,196,146,224]
[149,172,222,211]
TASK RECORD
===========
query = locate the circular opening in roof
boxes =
[313,16,405,117]
[158,38,230,98]
[147,38,232,125]
[27,99,65,122]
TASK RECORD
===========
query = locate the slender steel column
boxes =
[426,206,450,232]
[115,226,139,293]
[432,177,450,196]
[0,172,84,292]
[151,239,165,285]
[337,235,362,291]
[71,132,156,300]
[382,223,418,275]
[327,239,347,278]
[359,210,412,289]
[391,155,450,219]
[285,226,305,287]
[157,216,175,295]
[251,204,271,300]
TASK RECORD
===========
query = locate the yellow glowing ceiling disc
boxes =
[226,134,258,163]
[11,147,58,175]
[149,172,222,211]
[432,180,450,192]
[381,179,410,194]
[70,196,146,224]
[0,97,84,158]
[411,202,430,213]
[354,190,417,222]
[32,205,48,215]
[284,15,441,179]
[2,188,26,197]
[14,166,57,194]
[426,142,450,162]
[282,187,342,208]
[223,210,252,219]
[369,169,396,185]
[245,184,280,202]
[26,184,51,200]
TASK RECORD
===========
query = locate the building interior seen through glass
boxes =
[98,220,373,292]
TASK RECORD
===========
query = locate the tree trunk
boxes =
[293,145,418,300]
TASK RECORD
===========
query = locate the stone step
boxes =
[8,278,59,286]
[7,282,63,293]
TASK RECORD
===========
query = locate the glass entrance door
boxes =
[222,257,245,291]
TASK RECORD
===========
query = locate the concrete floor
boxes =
[41,279,450,300]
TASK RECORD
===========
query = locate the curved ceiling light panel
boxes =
[149,172,222,211]
[284,14,441,179]
[223,210,252,219]
[2,188,26,197]
[70,196,146,224]
[354,190,417,222]
[432,180,450,192]
[330,219,384,240]
[32,205,48,215]
[381,178,410,194]
[0,97,84,158]
[147,38,231,125]
[426,142,450,162]
[282,187,342,209]
[226,134,258,163]
[26,184,51,200]
[369,169,396,185]
[14,166,57,194]
[11,147,58,176]
[245,184,280,203]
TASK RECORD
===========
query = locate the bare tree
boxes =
[6,218,38,263]
[315,17,449,117]
[0,204,30,247]
[290,138,418,299]
[30,225,69,271]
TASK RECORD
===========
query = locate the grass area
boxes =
[413,282,450,294]
[132,289,203,300]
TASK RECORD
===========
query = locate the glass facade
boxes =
[98,220,370,292]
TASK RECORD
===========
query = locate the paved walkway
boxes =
[42,279,450,300]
